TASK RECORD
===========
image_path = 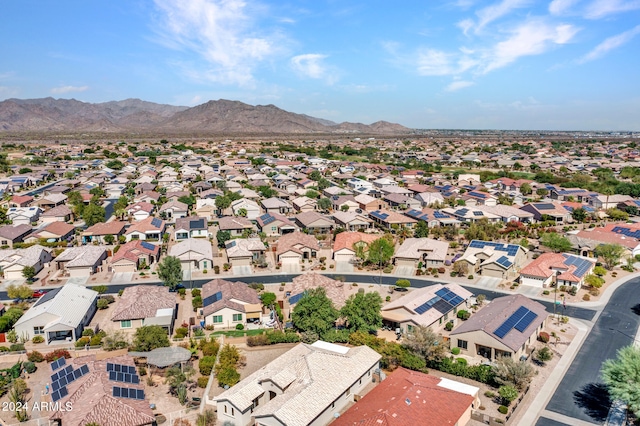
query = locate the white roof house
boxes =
[212,342,381,426]
[0,244,52,280]
[169,238,214,271]
[13,284,98,344]
[54,246,108,277]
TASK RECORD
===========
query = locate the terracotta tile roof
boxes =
[33,221,75,238]
[218,215,253,231]
[41,204,73,217]
[276,231,320,256]
[126,201,154,213]
[333,231,381,252]
[111,285,174,321]
[48,354,154,426]
[202,278,260,317]
[11,195,33,205]
[83,221,127,236]
[126,217,165,234]
[520,252,594,282]
[333,367,475,426]
[112,240,160,264]
[290,273,349,308]
[574,229,638,249]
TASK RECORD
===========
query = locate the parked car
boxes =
[32,290,47,298]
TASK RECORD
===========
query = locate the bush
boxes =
[467,274,474,279]
[197,376,209,388]
[27,351,44,363]
[175,327,189,339]
[90,335,104,346]
[213,265,220,274]
[543,290,550,295]
[200,339,220,357]
[75,337,91,348]
[97,299,109,310]
[102,295,115,304]
[9,344,25,352]
[267,330,301,344]
[0,347,9,352]
[191,289,201,297]
[199,356,217,376]
[445,321,454,331]
[178,288,186,296]
[216,367,240,387]
[386,296,391,302]
[457,310,470,320]
[583,294,591,301]
[82,329,95,337]
[248,283,264,291]
[32,335,44,344]
[23,361,36,374]
[246,334,269,347]
[538,332,550,343]
[235,324,244,330]
[456,358,467,365]
[498,405,509,415]
[451,347,461,355]
[568,286,577,296]
[138,366,147,376]
[484,390,496,398]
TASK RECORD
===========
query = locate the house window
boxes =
[233,314,243,322]
[131,234,139,240]
[407,325,414,332]
[271,226,277,231]
[457,339,468,350]
[33,326,44,335]
[212,315,223,324]
[203,261,208,269]
[224,405,227,414]
[121,320,132,329]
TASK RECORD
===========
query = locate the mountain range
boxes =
[0,98,410,135]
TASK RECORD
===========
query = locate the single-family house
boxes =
[520,202,572,223]
[519,253,596,289]
[0,244,52,279]
[294,211,334,234]
[82,221,127,244]
[0,224,32,248]
[168,238,214,272]
[369,209,418,230]
[331,195,360,212]
[125,217,166,242]
[225,238,266,267]
[125,202,155,222]
[333,232,381,266]
[202,279,261,328]
[159,200,189,221]
[110,240,161,273]
[261,197,292,215]
[458,240,527,280]
[292,196,318,213]
[255,213,298,237]
[354,193,388,212]
[276,231,320,265]
[25,221,75,243]
[331,211,373,231]
[110,285,175,333]
[230,198,262,220]
[218,216,254,237]
[174,216,209,240]
[54,246,108,277]
[394,238,449,269]
[8,207,41,225]
[40,205,73,223]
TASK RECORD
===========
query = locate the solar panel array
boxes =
[468,191,486,199]
[468,240,520,256]
[414,288,465,315]
[493,306,539,338]
[203,291,223,307]
[140,241,156,251]
[51,357,66,372]
[151,217,163,228]
[260,213,276,225]
[473,211,484,216]
[405,209,429,221]
[107,363,140,384]
[288,292,306,305]
[51,386,69,402]
[112,386,145,400]
[370,211,389,220]
[535,203,556,210]
[433,211,450,219]
[495,256,513,269]
[454,208,469,216]
[190,218,205,229]
[50,364,90,401]
[612,226,640,239]
[562,254,594,278]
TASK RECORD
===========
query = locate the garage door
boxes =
[334,253,354,263]
[395,259,415,268]
[112,263,136,273]
[232,257,252,266]
[280,255,300,265]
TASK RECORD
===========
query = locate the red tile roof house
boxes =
[110,285,175,333]
[81,221,127,244]
[276,231,321,265]
[519,253,595,290]
[333,367,479,426]
[111,240,161,273]
[450,294,547,362]
[9,194,33,207]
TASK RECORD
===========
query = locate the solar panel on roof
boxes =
[434,211,449,219]
[190,218,205,229]
[107,363,114,372]
[514,311,538,332]
[203,291,223,307]
[80,365,89,375]
[494,306,529,338]
[414,296,440,315]
[52,380,61,392]
[469,191,486,199]
[117,372,124,382]
[109,371,117,381]
[114,364,121,373]
[51,357,66,372]
[455,208,469,216]
[151,217,162,228]
[535,203,556,210]
[432,299,454,314]
[140,241,156,251]
[113,387,121,398]
[473,211,484,216]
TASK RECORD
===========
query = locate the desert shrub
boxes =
[267,330,300,344]
[445,321,454,331]
[75,337,91,348]
[322,329,350,343]
[82,329,95,337]
[300,330,319,344]
[568,286,577,296]
[235,324,244,330]
[101,295,115,304]
[385,296,391,302]
[138,367,147,376]
[191,288,201,297]
[0,347,9,352]
[178,288,186,296]
[23,361,36,374]
[457,310,470,320]
[538,332,550,343]
[484,390,495,398]
[542,290,550,295]
[248,283,264,291]
[197,376,209,388]
[213,265,220,274]
[27,351,44,363]
[9,344,24,352]
[97,299,109,310]
[200,339,220,357]
[199,356,217,376]
[468,274,474,279]
[216,367,240,387]
[498,405,509,415]
[451,347,461,355]
[90,335,103,346]
[246,334,269,347]
[583,294,591,301]
[175,327,189,339]
[31,335,44,344]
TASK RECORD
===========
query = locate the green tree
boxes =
[395,279,411,288]
[536,188,549,197]
[305,189,319,199]
[7,284,34,300]
[493,356,535,390]
[237,208,247,217]
[216,230,231,248]
[89,187,105,198]
[601,345,640,415]
[103,234,115,245]
[595,243,626,270]
[535,346,553,365]
[317,178,331,190]
[260,292,277,308]
[22,266,36,281]
[414,221,429,238]
[157,256,183,291]
[340,292,383,334]
[83,203,106,226]
[291,288,339,338]
[571,207,588,222]
[113,196,129,212]
[498,385,519,406]
[92,285,108,294]
[368,237,395,268]
[257,186,277,198]
[402,325,446,363]
[584,274,604,288]
[215,195,231,211]
[106,160,124,170]
[317,197,332,211]
[540,232,572,253]
[178,195,196,209]
[309,171,322,181]
[132,325,170,352]
[520,183,532,196]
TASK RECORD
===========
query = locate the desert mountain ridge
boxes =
[0,97,410,135]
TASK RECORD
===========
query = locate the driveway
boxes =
[66,276,89,286]
[394,265,415,277]
[111,272,134,284]
[232,265,252,276]
[281,263,301,274]
[335,262,354,273]
[475,276,503,289]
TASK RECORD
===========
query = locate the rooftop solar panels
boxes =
[203,291,223,307]
[190,218,205,229]
[140,241,156,251]
[612,226,640,239]
[535,203,556,210]
[435,288,465,307]
[151,217,163,228]
[107,363,137,374]
[433,211,449,219]
[454,208,469,216]
[370,211,389,220]
[51,386,68,402]
[494,306,538,338]
[495,256,513,269]
[562,254,594,278]
[51,357,66,372]
[109,371,140,384]
[473,211,484,216]
[468,191,486,199]
[288,292,306,305]
[414,296,440,315]
[112,386,145,400]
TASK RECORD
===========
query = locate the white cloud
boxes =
[50,85,89,94]
[153,0,281,86]
[549,0,581,15]
[585,0,640,19]
[416,49,455,76]
[457,19,474,36]
[580,25,640,62]
[445,80,475,91]
[471,0,531,34]
[482,20,579,72]
[290,54,338,84]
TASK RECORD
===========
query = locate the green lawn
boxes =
[212,329,266,337]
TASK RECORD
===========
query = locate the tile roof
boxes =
[41,204,73,217]
[215,342,381,426]
[31,221,75,238]
[450,294,547,352]
[276,231,320,256]
[168,238,213,261]
[333,367,476,426]
[111,240,160,264]
[55,246,107,267]
[111,285,175,321]
[394,238,449,261]
[175,216,208,231]
[0,244,51,267]
[294,211,334,227]
[333,231,381,252]
[0,224,32,240]
[83,221,127,236]
[126,217,165,234]
[218,215,253,231]
[201,278,260,317]
[225,238,265,258]
[290,273,350,308]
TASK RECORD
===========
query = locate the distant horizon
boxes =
[2,96,639,135]
[2,2,640,131]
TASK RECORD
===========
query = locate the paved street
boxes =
[537,276,640,425]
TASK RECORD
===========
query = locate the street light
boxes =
[553,270,560,323]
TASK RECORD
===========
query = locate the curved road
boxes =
[536,276,640,425]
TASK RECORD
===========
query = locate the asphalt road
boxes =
[539,276,640,425]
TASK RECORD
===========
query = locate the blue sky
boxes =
[2,0,640,130]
